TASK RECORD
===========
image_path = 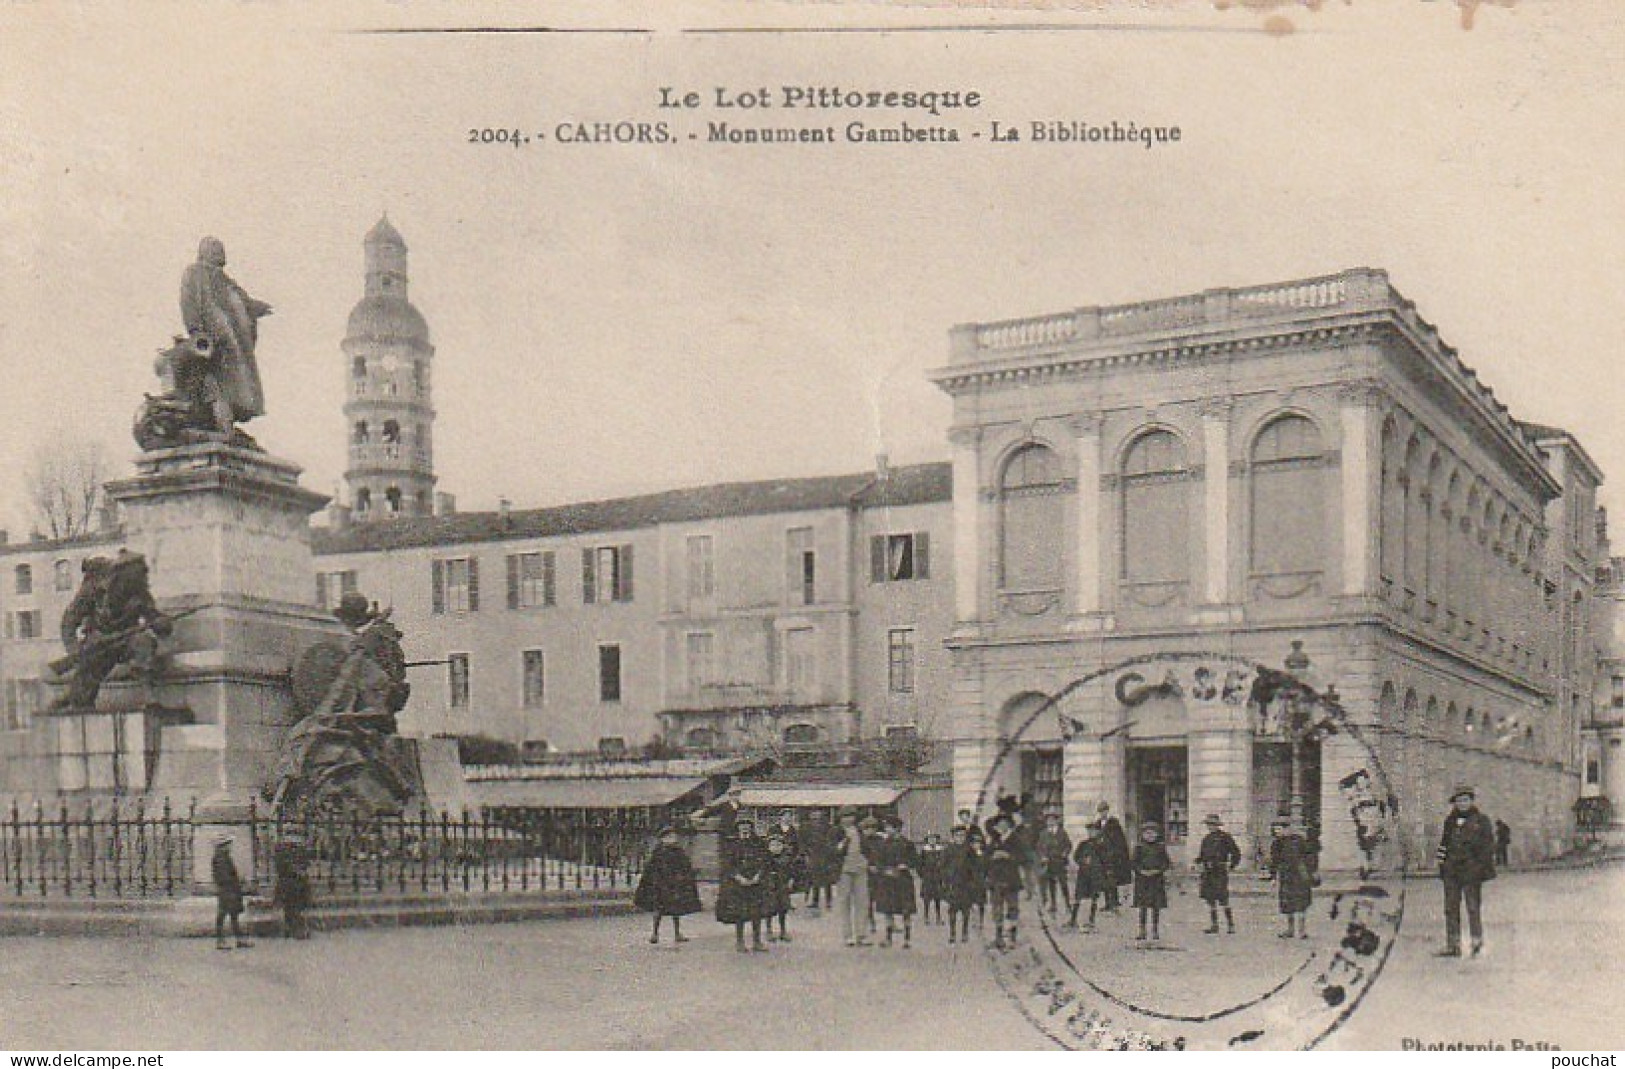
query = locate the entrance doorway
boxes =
[1021,748,1063,817]
[1250,740,1322,867]
[1126,746,1189,850]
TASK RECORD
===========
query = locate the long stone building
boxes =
[0,251,1609,867]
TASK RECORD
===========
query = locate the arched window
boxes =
[1249,414,1325,576]
[1120,430,1190,587]
[352,356,366,378]
[353,420,369,444]
[384,486,402,514]
[783,723,820,746]
[685,727,717,750]
[382,419,400,444]
[355,488,372,514]
[998,444,1067,593]
[1379,418,1403,593]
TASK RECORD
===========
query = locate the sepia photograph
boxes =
[0,0,1621,1053]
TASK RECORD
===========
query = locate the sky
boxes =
[1,0,1622,534]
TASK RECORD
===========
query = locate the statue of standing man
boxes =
[179,237,272,437]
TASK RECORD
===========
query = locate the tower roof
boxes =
[346,294,430,342]
[365,214,406,248]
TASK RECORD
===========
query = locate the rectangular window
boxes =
[686,536,715,602]
[447,653,471,709]
[1613,675,1624,710]
[507,552,556,610]
[521,649,545,707]
[583,544,635,604]
[869,532,931,583]
[786,527,816,605]
[1586,757,1601,786]
[14,565,32,596]
[686,632,715,692]
[784,627,815,699]
[53,560,73,592]
[315,569,359,611]
[14,611,40,640]
[432,557,479,614]
[4,679,43,732]
[887,628,916,694]
[599,644,623,703]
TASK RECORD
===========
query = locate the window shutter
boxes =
[582,548,596,603]
[870,535,887,583]
[431,559,445,615]
[315,573,328,609]
[619,544,634,601]
[467,556,480,612]
[506,554,520,610]
[543,552,556,606]
[915,532,931,579]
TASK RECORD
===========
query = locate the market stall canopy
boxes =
[469,777,706,809]
[736,784,905,808]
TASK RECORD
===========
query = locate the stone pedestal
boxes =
[103,443,346,808]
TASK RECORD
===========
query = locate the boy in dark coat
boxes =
[634,825,702,945]
[1269,818,1314,939]
[942,825,983,944]
[984,815,1024,950]
[1037,812,1073,918]
[1436,784,1497,958]
[764,832,796,943]
[211,835,251,950]
[1066,824,1109,931]
[1195,813,1241,935]
[916,832,946,926]
[717,819,770,952]
[1132,822,1171,942]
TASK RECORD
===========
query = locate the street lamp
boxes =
[1282,642,1314,827]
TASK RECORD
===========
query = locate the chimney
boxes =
[498,497,512,528]
[0,530,8,546]
[434,492,457,517]
[875,453,890,481]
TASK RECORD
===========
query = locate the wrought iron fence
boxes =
[0,798,196,898]
[246,802,646,898]
[0,798,649,901]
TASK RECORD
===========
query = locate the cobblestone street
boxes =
[0,865,1618,1050]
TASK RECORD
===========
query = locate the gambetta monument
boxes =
[38,238,433,879]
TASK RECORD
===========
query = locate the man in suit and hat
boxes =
[1091,801,1132,913]
[1436,783,1496,958]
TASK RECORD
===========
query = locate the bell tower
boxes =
[341,215,436,521]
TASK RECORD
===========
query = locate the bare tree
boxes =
[23,435,110,540]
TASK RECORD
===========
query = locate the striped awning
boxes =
[736,784,904,809]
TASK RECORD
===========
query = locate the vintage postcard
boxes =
[0,0,1620,1053]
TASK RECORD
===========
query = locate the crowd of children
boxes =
[631,798,1318,953]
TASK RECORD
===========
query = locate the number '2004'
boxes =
[468,128,526,146]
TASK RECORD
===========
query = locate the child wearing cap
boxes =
[1066,823,1108,932]
[942,825,983,945]
[1195,814,1241,935]
[917,832,946,927]
[634,825,702,945]
[211,835,251,950]
[1132,822,1171,942]
[873,815,918,948]
[716,819,770,952]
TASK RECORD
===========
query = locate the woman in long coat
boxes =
[716,819,770,952]
[634,826,703,944]
[1269,819,1314,939]
[872,817,918,947]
